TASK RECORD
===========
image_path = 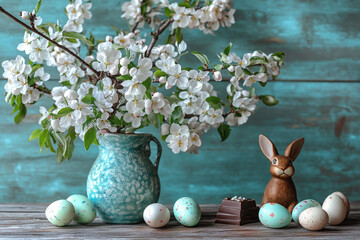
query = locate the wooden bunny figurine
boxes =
[259,134,305,213]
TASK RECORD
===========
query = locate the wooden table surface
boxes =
[1,203,359,239]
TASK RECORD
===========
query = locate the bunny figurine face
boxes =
[259,134,305,213]
[259,134,304,177]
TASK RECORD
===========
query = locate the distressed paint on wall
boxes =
[0,0,359,80]
[0,81,359,203]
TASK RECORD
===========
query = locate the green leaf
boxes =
[171,106,183,123]
[154,70,167,78]
[250,56,269,65]
[192,51,210,66]
[11,95,23,115]
[116,74,132,81]
[148,113,159,128]
[63,31,94,46]
[175,28,183,44]
[213,64,223,71]
[206,96,222,109]
[145,90,152,99]
[35,0,42,14]
[259,81,267,87]
[28,129,42,141]
[217,123,231,142]
[142,77,152,90]
[249,86,255,98]
[109,115,124,127]
[65,38,78,44]
[14,104,26,124]
[64,138,75,160]
[164,7,173,17]
[38,129,49,151]
[54,107,74,118]
[56,145,64,163]
[223,42,232,56]
[178,2,192,8]
[258,95,279,106]
[10,95,16,107]
[84,127,96,150]
[81,95,96,104]
[243,68,252,75]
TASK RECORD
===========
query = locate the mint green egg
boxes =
[259,203,292,228]
[45,200,75,227]
[67,194,96,224]
[173,197,201,227]
[292,199,321,224]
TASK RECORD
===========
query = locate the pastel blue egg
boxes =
[67,194,97,224]
[292,199,321,224]
[259,203,292,228]
[173,197,201,227]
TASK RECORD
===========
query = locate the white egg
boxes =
[299,207,329,231]
[333,191,350,217]
[143,203,170,228]
[322,193,347,225]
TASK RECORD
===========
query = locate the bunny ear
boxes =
[259,134,279,161]
[284,137,305,161]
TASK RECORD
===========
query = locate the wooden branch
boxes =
[0,6,101,79]
[33,84,51,95]
[145,18,173,57]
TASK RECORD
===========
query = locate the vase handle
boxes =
[149,136,162,172]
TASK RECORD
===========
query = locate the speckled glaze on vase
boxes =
[87,133,162,224]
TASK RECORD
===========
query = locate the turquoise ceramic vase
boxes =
[87,133,162,223]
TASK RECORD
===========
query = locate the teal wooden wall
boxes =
[0,0,359,204]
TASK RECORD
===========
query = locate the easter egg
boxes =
[322,193,347,225]
[333,192,350,217]
[45,200,75,227]
[67,194,96,224]
[173,197,201,227]
[143,203,170,228]
[292,199,321,224]
[299,207,329,231]
[259,203,292,228]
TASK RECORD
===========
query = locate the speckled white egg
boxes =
[292,199,321,224]
[67,194,96,224]
[322,193,347,225]
[333,192,350,217]
[45,200,75,227]
[299,207,329,231]
[259,203,292,228]
[143,203,170,228]
[173,197,201,227]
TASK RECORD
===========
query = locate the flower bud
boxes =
[159,76,167,84]
[161,123,170,135]
[120,58,130,66]
[227,65,235,72]
[106,36,113,42]
[20,11,30,20]
[5,92,12,103]
[120,66,129,75]
[213,71,222,81]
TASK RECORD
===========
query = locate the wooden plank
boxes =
[0,0,359,80]
[0,203,359,239]
[0,80,359,205]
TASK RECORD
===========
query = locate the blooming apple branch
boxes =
[1,0,283,162]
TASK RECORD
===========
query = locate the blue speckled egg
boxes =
[259,203,292,228]
[173,197,201,227]
[45,200,75,227]
[67,194,96,224]
[292,199,321,224]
